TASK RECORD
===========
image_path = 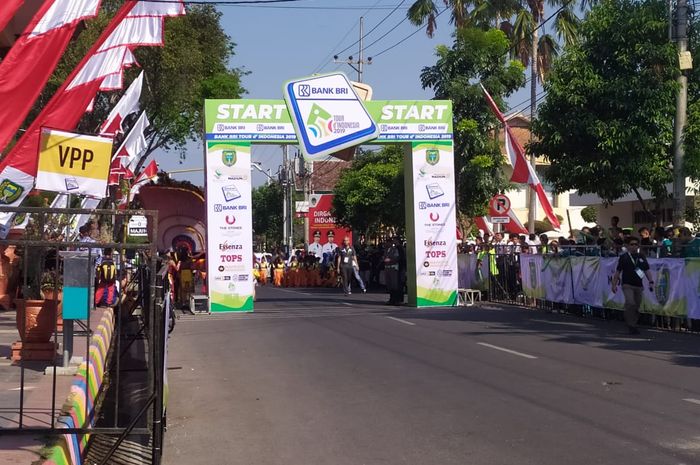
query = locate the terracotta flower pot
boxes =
[41,289,63,332]
[15,298,59,343]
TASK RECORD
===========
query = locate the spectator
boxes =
[525,233,540,254]
[679,227,700,258]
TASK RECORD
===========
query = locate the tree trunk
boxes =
[527,24,539,233]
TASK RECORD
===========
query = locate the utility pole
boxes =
[334,17,372,82]
[282,145,289,254]
[527,45,538,234]
[673,0,691,226]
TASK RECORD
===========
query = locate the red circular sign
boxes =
[488,194,511,216]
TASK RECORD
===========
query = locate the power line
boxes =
[312,0,384,74]
[139,0,305,4]
[369,8,447,57]
[332,0,409,58]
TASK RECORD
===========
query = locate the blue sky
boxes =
[155,0,536,186]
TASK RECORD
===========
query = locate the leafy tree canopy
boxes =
[252,183,283,247]
[531,0,698,205]
[420,27,526,216]
[332,146,405,235]
[15,1,245,165]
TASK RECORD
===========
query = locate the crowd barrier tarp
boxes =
[542,255,574,303]
[516,255,696,317]
[520,254,544,299]
[683,258,700,319]
[571,256,604,308]
[457,254,489,291]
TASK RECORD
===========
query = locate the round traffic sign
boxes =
[488,194,511,216]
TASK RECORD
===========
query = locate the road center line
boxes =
[386,316,416,326]
[476,342,538,359]
[683,398,700,406]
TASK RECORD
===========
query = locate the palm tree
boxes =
[408,0,580,231]
[505,0,579,230]
[407,0,468,37]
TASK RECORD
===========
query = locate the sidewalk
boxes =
[0,307,109,464]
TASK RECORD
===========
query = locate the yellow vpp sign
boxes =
[36,128,113,197]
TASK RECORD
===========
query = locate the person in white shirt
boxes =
[307,230,323,262]
[322,230,338,266]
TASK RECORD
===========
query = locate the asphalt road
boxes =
[163,286,700,465]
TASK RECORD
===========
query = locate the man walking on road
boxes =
[337,237,363,296]
[611,237,654,334]
[383,236,404,305]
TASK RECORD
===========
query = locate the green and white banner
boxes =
[519,255,696,317]
[205,141,254,312]
[405,141,458,307]
[204,100,452,144]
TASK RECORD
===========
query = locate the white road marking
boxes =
[386,316,416,326]
[274,288,315,296]
[8,386,35,391]
[342,302,353,306]
[683,398,700,406]
[476,342,538,359]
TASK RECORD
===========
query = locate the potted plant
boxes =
[15,279,59,344]
[40,269,63,332]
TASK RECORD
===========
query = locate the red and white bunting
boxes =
[129,160,158,201]
[0,0,101,152]
[100,71,144,136]
[0,0,185,237]
[0,0,25,33]
[480,84,561,230]
[114,111,150,172]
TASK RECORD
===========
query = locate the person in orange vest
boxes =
[287,255,300,287]
[273,256,285,287]
[258,257,268,285]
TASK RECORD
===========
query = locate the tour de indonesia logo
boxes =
[426,149,440,165]
[222,150,237,167]
[306,103,333,139]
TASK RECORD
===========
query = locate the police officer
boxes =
[383,236,404,305]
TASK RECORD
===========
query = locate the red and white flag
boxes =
[480,84,561,229]
[114,111,150,172]
[108,158,133,186]
[0,0,185,236]
[129,160,158,201]
[0,0,25,33]
[99,71,144,136]
[0,0,102,152]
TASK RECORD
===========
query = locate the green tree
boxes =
[530,0,698,211]
[332,146,405,235]
[252,183,283,248]
[17,1,245,167]
[419,27,526,217]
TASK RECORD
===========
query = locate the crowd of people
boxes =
[254,231,407,304]
[458,216,700,258]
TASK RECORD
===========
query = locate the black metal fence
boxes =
[0,206,168,465]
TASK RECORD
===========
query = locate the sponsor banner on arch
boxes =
[408,140,458,307]
[205,140,253,312]
[204,99,452,144]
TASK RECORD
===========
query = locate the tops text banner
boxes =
[36,128,113,197]
[205,100,452,143]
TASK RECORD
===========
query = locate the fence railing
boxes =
[0,206,168,465]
